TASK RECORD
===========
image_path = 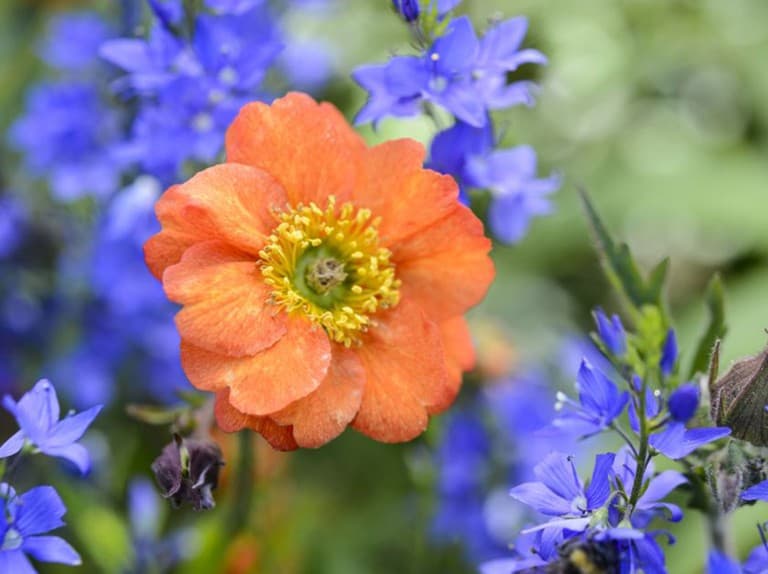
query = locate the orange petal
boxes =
[214,390,298,451]
[163,240,286,357]
[393,204,494,321]
[225,93,365,206]
[145,185,209,279]
[351,298,451,443]
[354,140,460,246]
[181,316,331,415]
[431,317,475,414]
[143,165,287,278]
[271,345,365,448]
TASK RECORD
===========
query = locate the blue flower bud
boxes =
[593,308,626,356]
[392,0,420,22]
[668,382,699,423]
[660,329,677,377]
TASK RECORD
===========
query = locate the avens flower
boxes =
[0,379,102,474]
[144,93,494,449]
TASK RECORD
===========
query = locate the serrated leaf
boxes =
[577,188,668,315]
[689,274,727,379]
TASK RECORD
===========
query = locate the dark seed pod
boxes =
[710,342,768,446]
[151,434,225,511]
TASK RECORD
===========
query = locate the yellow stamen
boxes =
[259,197,400,347]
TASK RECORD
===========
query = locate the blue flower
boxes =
[0,484,81,573]
[8,82,122,202]
[102,4,283,182]
[466,145,560,243]
[612,447,687,528]
[0,379,102,474]
[509,451,615,532]
[660,329,677,377]
[354,15,544,127]
[667,382,699,423]
[552,360,629,438]
[40,12,113,72]
[593,308,627,356]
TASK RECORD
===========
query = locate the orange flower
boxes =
[144,92,494,449]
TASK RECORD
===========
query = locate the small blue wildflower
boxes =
[354,15,544,127]
[466,145,560,243]
[479,529,561,574]
[40,12,113,72]
[0,379,102,474]
[509,451,615,533]
[667,382,699,423]
[148,0,185,28]
[8,82,122,202]
[744,532,768,574]
[593,308,627,356]
[552,360,629,438]
[0,484,81,573]
[627,376,661,433]
[612,447,687,529]
[660,329,677,377]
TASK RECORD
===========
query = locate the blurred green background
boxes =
[2,0,768,572]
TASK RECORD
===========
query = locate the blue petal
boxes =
[509,482,571,516]
[742,479,768,502]
[0,430,26,458]
[99,39,155,73]
[427,120,493,186]
[638,470,688,505]
[44,405,102,448]
[23,536,81,566]
[478,17,529,69]
[585,453,615,509]
[0,550,36,574]
[708,550,743,574]
[16,486,67,537]
[650,423,730,459]
[533,452,582,502]
[431,84,487,127]
[668,383,699,423]
[13,380,60,443]
[40,443,91,475]
[432,16,478,75]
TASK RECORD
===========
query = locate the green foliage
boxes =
[689,275,727,379]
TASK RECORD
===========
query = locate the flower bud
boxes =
[710,343,768,446]
[392,0,420,22]
[151,434,225,511]
[668,383,699,423]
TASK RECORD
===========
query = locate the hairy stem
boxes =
[628,378,650,511]
[706,506,734,557]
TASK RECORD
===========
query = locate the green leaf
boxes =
[688,274,727,379]
[125,403,185,425]
[577,187,668,316]
[71,504,131,573]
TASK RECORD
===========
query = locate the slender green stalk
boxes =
[226,431,255,536]
[627,378,650,511]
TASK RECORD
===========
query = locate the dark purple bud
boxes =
[151,435,224,511]
[660,329,677,377]
[668,383,699,423]
[392,0,420,22]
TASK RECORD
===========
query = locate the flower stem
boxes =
[628,379,650,511]
[226,431,255,536]
[706,505,734,556]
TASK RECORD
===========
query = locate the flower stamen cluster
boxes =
[259,196,401,347]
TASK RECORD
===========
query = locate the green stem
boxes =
[226,431,255,536]
[706,505,734,557]
[628,379,650,511]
